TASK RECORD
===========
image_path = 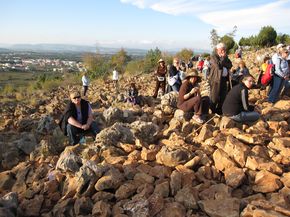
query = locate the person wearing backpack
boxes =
[268,47,289,103]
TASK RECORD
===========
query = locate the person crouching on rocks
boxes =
[153,59,167,98]
[177,69,210,124]
[59,90,100,145]
[222,74,260,124]
[125,83,140,105]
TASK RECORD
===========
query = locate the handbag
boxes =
[157,76,165,82]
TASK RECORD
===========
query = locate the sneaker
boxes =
[192,115,204,124]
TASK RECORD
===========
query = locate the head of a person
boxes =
[263,56,271,64]
[70,90,81,105]
[242,74,255,89]
[130,82,136,89]
[82,71,87,76]
[158,59,165,65]
[185,69,201,84]
[173,57,180,67]
[277,43,286,53]
[281,48,289,59]
[239,60,246,69]
[216,43,226,57]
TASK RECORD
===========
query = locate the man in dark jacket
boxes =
[222,74,260,123]
[59,90,99,145]
[208,43,232,114]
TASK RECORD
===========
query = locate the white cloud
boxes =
[120,0,290,35]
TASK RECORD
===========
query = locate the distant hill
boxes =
[0,44,210,56]
[1,44,148,56]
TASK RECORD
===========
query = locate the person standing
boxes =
[222,75,260,124]
[153,59,167,98]
[168,57,182,92]
[208,43,232,114]
[112,68,119,90]
[81,71,89,96]
[268,47,289,103]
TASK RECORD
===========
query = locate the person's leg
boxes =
[161,81,166,96]
[217,79,228,114]
[282,80,290,96]
[193,95,202,115]
[66,124,81,145]
[153,80,160,98]
[240,111,260,123]
[83,86,88,96]
[171,84,179,92]
[86,121,100,138]
[268,75,284,103]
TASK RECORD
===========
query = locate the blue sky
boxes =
[1,0,290,50]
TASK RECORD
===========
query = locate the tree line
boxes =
[211,25,290,53]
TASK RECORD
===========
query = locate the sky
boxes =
[1,0,290,50]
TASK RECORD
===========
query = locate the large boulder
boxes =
[103,107,124,126]
[160,92,178,115]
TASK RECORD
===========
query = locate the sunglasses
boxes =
[73,96,81,99]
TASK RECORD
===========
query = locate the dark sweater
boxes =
[222,83,254,116]
[59,99,89,135]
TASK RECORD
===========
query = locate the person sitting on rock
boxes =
[177,69,210,124]
[153,59,167,98]
[59,90,100,145]
[222,74,260,123]
[125,82,140,105]
[231,60,250,86]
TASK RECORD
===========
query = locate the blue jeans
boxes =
[66,121,100,145]
[230,111,260,123]
[171,82,181,92]
[268,74,285,103]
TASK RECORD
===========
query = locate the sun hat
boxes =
[70,90,81,99]
[184,68,201,82]
[158,59,165,63]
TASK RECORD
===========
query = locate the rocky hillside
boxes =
[0,48,290,217]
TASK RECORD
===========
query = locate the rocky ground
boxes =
[0,48,290,217]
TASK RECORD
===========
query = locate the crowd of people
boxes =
[60,42,289,145]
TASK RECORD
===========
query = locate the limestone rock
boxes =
[213,149,236,171]
[56,148,82,173]
[224,167,246,188]
[156,146,192,167]
[95,168,124,191]
[253,170,282,193]
[174,186,199,209]
[198,197,240,217]
[92,200,111,217]
[159,202,186,217]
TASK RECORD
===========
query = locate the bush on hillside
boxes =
[175,48,193,62]
[256,26,277,47]
[143,47,162,73]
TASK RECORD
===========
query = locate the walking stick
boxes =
[192,113,221,134]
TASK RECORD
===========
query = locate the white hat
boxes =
[277,43,286,50]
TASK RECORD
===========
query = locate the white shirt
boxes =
[82,75,89,86]
[112,70,119,80]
